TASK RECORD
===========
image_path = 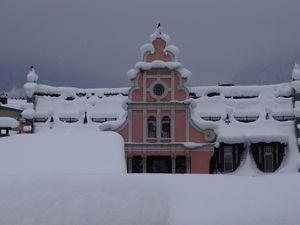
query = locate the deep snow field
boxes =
[0,132,299,225]
[0,174,299,225]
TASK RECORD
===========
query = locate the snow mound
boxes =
[0,132,126,175]
[0,117,19,128]
[0,174,298,225]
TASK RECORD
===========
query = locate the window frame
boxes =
[161,116,171,138]
[149,81,168,100]
[147,116,157,138]
[223,145,234,172]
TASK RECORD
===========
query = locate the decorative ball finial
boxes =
[26,66,39,83]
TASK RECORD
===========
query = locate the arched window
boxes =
[147,116,157,138]
[161,116,171,138]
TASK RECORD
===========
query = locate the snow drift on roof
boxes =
[189,82,300,173]
[35,84,129,97]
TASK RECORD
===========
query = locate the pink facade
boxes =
[118,35,214,173]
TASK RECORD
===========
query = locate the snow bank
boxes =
[0,132,126,175]
[168,174,300,225]
[0,174,298,225]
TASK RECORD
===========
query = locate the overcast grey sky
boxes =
[1,0,300,90]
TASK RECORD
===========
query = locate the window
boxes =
[131,156,143,173]
[264,146,274,172]
[223,145,233,172]
[153,83,165,96]
[161,116,171,138]
[176,156,187,173]
[147,156,172,173]
[147,116,157,138]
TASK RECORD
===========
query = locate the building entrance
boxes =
[147,156,172,173]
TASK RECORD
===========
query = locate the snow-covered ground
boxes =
[0,132,299,225]
[0,174,298,225]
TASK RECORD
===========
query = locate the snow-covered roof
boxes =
[0,98,25,111]
[189,83,299,173]
[6,99,26,110]
[31,84,129,132]
[34,84,129,97]
[189,83,294,141]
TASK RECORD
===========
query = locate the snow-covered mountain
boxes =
[0,73,24,97]
[232,51,300,85]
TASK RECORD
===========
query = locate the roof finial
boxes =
[292,63,300,80]
[26,66,38,83]
[157,23,162,35]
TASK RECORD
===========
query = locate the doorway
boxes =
[147,156,172,173]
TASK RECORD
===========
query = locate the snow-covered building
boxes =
[22,26,300,174]
[0,96,24,136]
